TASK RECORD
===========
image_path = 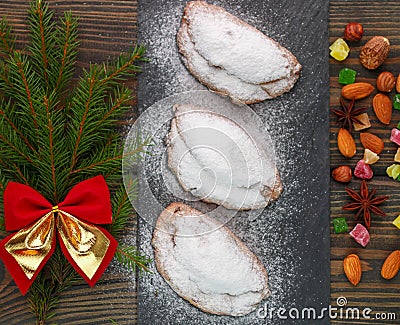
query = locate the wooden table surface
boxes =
[2,0,400,324]
[0,1,139,324]
[330,1,400,324]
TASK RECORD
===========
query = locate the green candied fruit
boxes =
[393,94,400,111]
[387,164,400,179]
[338,68,357,85]
[398,121,400,130]
[333,217,348,234]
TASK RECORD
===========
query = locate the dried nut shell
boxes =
[381,250,400,280]
[373,93,392,125]
[332,166,352,183]
[344,254,362,286]
[376,71,395,92]
[360,36,390,70]
[360,132,384,154]
[338,128,356,158]
[341,82,374,100]
[344,22,363,42]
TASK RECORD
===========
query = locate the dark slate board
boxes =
[135,0,329,324]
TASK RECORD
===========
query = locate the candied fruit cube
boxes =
[387,164,400,179]
[354,160,373,180]
[333,218,349,234]
[393,215,400,229]
[393,94,400,111]
[390,128,400,146]
[363,149,379,164]
[395,148,400,163]
[353,113,371,131]
[330,38,350,52]
[329,38,350,61]
[339,68,357,85]
[350,223,370,247]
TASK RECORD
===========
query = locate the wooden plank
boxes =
[0,0,139,324]
[330,1,400,323]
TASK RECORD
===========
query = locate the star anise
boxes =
[332,98,367,132]
[342,180,389,229]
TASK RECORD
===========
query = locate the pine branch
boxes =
[101,45,148,85]
[0,1,151,323]
[68,65,104,172]
[53,11,78,96]
[0,17,15,58]
[0,132,36,165]
[115,244,151,274]
[108,181,138,238]
[7,52,41,137]
[28,248,79,324]
[0,98,35,151]
[10,162,29,185]
[98,85,132,125]
[0,172,5,232]
[45,95,57,201]
[35,94,71,202]
[0,18,14,92]
[28,0,56,90]
[71,135,151,177]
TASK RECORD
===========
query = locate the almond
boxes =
[396,74,400,93]
[360,36,390,70]
[341,82,374,100]
[381,250,400,280]
[376,71,395,93]
[373,93,392,125]
[359,132,384,154]
[344,254,362,286]
[338,128,356,158]
[332,166,352,183]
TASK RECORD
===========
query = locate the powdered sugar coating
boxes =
[178,21,271,102]
[167,104,281,210]
[152,203,270,316]
[177,1,302,103]
[185,1,290,84]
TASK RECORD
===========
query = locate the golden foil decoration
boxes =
[5,207,110,280]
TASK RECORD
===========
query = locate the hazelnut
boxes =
[332,165,352,183]
[344,22,363,42]
[376,71,395,92]
[396,74,400,93]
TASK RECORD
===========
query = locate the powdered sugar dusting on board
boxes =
[136,0,329,324]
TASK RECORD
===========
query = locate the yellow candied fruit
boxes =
[387,164,400,179]
[395,148,400,163]
[393,215,400,229]
[363,149,379,165]
[329,38,350,52]
[329,38,350,61]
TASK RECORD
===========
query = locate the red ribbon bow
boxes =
[0,176,117,295]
